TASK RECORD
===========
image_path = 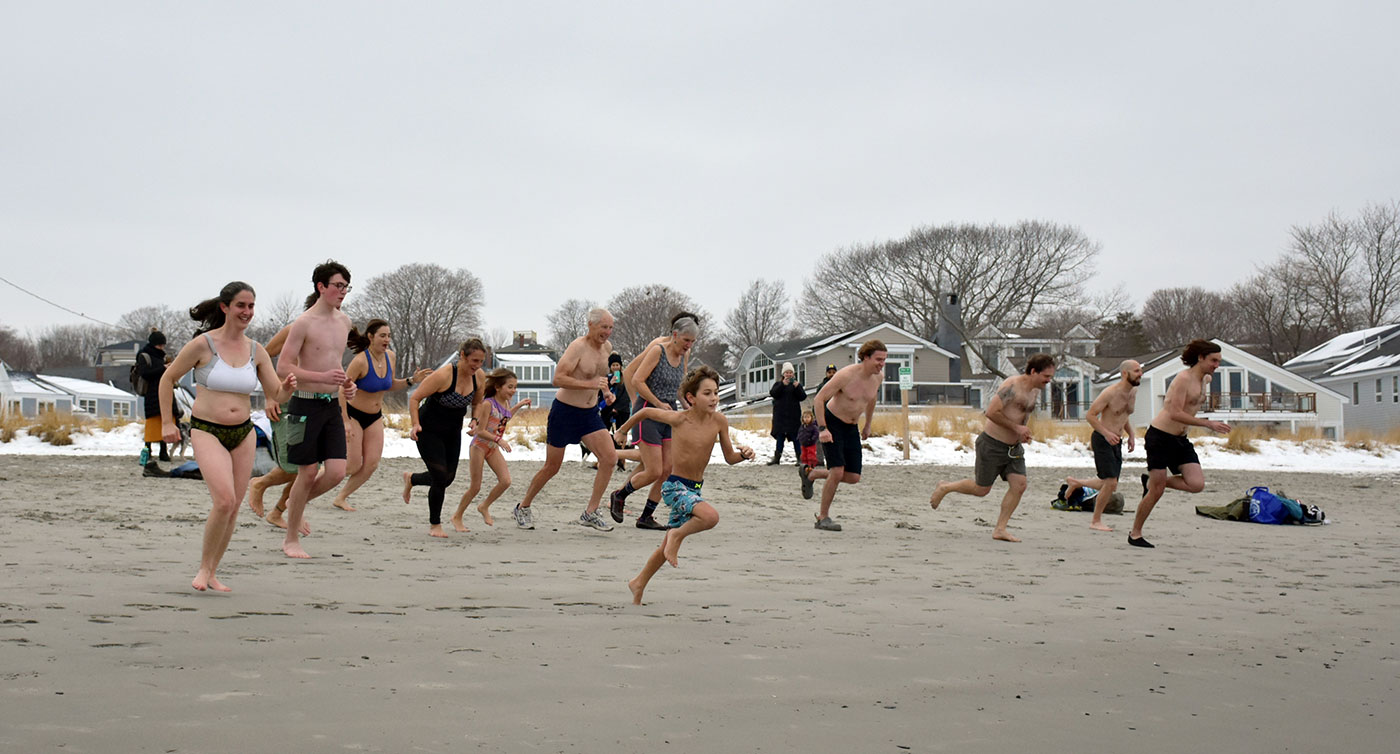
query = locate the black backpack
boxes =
[129,352,150,395]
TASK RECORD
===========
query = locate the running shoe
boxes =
[609,488,626,523]
[814,516,842,532]
[579,510,615,531]
[513,504,535,530]
[636,514,668,530]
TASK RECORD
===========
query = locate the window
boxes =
[746,354,775,396]
[1377,378,1384,403]
[78,399,97,414]
[1353,382,1359,404]
[1393,376,1398,403]
[113,402,131,418]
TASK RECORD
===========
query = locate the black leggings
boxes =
[411,426,461,525]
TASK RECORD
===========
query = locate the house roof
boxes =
[747,323,961,365]
[496,353,556,365]
[4,373,66,396]
[36,375,135,398]
[100,339,145,351]
[1108,340,1347,401]
[1321,333,1400,378]
[1284,324,1400,369]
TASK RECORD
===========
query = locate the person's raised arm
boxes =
[716,413,755,464]
[1084,387,1119,445]
[159,339,207,442]
[612,406,678,446]
[254,342,296,406]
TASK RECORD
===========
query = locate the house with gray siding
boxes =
[1288,326,1400,436]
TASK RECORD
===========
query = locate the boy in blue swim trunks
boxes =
[612,365,755,604]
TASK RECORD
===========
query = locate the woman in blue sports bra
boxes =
[330,319,432,513]
[451,367,531,530]
[158,281,296,593]
[402,337,489,538]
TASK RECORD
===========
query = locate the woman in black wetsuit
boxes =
[401,338,488,538]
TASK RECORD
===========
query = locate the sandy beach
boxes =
[1,454,1397,753]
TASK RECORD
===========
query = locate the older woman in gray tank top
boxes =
[608,315,698,529]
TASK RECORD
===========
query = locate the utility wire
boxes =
[0,274,121,329]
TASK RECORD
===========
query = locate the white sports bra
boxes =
[192,334,260,395]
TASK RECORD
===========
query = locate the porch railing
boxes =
[1203,392,1316,413]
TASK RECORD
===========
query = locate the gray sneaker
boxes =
[579,510,615,531]
[513,504,534,530]
[814,516,842,532]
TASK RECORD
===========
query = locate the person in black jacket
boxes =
[768,362,806,465]
[137,330,173,464]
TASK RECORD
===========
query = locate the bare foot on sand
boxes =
[628,577,645,605]
[265,509,310,536]
[246,483,266,517]
[1064,477,1082,500]
[929,482,949,510]
[450,516,469,533]
[283,541,310,559]
[1090,520,1114,532]
[402,472,412,504]
[662,529,681,567]
[332,497,356,512]
[992,529,1021,543]
[192,569,231,592]
[478,504,494,526]
[429,524,448,539]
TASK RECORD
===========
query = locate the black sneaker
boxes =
[609,488,626,523]
[636,515,668,530]
[142,462,168,478]
[799,465,814,500]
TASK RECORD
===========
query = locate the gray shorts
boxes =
[974,432,1026,487]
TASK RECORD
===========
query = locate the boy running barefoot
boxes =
[612,366,755,605]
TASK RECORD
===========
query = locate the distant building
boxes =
[963,323,1102,418]
[492,331,560,408]
[1286,325,1400,436]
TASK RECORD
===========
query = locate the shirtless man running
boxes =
[928,353,1056,542]
[801,339,887,532]
[1128,340,1231,548]
[513,308,619,532]
[1064,359,1142,532]
[275,261,357,558]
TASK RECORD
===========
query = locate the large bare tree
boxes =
[1227,262,1330,363]
[1287,211,1362,334]
[1140,287,1239,350]
[352,263,484,372]
[605,284,708,360]
[545,298,598,350]
[1357,200,1400,327]
[116,304,191,346]
[246,292,303,345]
[34,324,121,369]
[721,279,790,368]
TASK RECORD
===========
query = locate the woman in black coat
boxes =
[768,362,806,465]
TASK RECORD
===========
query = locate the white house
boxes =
[963,324,1104,418]
[1,362,74,417]
[1286,325,1400,436]
[1096,340,1347,439]
[31,375,137,419]
[733,323,965,407]
[494,352,558,408]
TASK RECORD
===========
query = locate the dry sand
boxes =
[1,455,1397,753]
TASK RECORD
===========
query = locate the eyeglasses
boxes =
[328,282,352,292]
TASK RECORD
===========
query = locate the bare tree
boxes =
[1357,200,1400,326]
[116,304,192,346]
[799,220,1101,376]
[1287,211,1362,334]
[247,292,303,345]
[1141,287,1239,350]
[481,325,512,351]
[353,263,484,372]
[1228,263,1329,363]
[34,324,120,369]
[545,298,597,350]
[0,323,40,371]
[721,279,790,367]
[1096,311,1150,356]
[606,284,708,360]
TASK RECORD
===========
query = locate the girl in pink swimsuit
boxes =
[451,369,531,530]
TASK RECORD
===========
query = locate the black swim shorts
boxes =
[1144,426,1199,475]
[1091,430,1123,480]
[285,394,348,466]
[547,399,606,448]
[820,405,863,476]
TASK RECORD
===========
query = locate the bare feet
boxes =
[265,509,311,536]
[478,504,494,526]
[402,471,412,504]
[192,569,231,592]
[450,516,469,533]
[662,529,681,567]
[992,529,1022,543]
[429,524,448,539]
[929,482,949,510]
[628,577,645,605]
[332,497,356,512]
[283,541,310,559]
[1064,476,1082,500]
[1090,520,1114,532]
[246,481,266,517]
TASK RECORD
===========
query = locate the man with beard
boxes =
[1063,359,1142,532]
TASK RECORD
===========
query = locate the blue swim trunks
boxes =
[661,474,704,528]
[546,400,606,448]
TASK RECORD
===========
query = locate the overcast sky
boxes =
[3,1,1397,339]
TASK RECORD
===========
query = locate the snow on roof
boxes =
[6,376,65,395]
[496,353,556,365]
[37,375,135,399]
[1327,353,1400,377]
[1286,324,1400,366]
